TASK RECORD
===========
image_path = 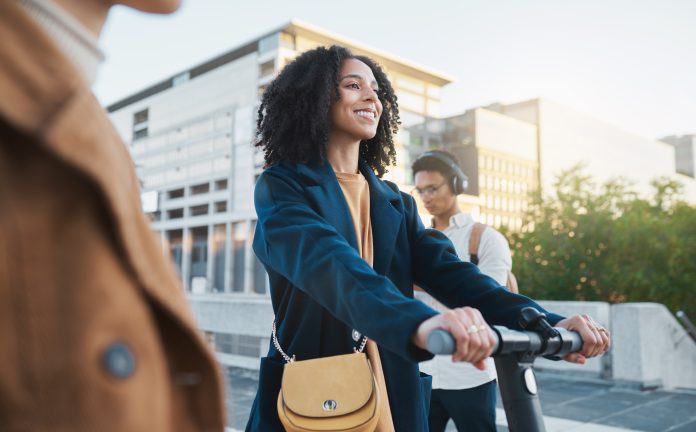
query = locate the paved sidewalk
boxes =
[225,367,696,431]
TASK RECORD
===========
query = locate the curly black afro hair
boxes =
[255,45,400,177]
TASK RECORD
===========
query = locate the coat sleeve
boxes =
[403,193,564,328]
[253,170,438,361]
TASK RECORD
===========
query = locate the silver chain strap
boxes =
[272,320,295,363]
[272,320,368,364]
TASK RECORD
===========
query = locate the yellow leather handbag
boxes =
[272,323,382,432]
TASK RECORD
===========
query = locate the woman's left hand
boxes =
[555,314,611,364]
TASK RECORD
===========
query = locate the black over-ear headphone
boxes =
[414,151,469,195]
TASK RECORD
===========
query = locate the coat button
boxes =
[102,342,136,379]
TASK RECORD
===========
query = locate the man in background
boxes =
[412,150,515,432]
[0,1,225,430]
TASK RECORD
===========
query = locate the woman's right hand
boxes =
[412,307,496,370]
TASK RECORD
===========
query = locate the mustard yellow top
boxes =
[335,172,373,267]
[335,171,395,431]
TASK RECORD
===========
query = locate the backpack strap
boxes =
[468,222,487,265]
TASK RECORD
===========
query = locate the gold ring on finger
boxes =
[478,324,487,331]
[467,325,479,334]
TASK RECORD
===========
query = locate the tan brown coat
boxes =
[0,2,225,430]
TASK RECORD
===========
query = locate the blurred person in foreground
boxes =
[0,1,225,430]
[412,150,515,431]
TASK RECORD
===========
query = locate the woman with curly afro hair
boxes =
[246,45,609,431]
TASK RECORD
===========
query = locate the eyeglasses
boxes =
[411,181,447,198]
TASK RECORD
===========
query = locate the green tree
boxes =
[509,165,696,318]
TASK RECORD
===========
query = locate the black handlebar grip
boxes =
[426,328,502,355]
[426,329,456,355]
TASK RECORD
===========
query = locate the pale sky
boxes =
[94,0,695,140]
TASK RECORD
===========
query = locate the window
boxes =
[190,182,210,195]
[168,188,184,199]
[232,222,247,293]
[168,229,183,274]
[190,204,209,217]
[280,32,296,50]
[213,224,227,292]
[132,108,149,141]
[396,77,425,94]
[148,211,161,222]
[259,60,275,78]
[215,179,228,190]
[400,110,425,127]
[396,91,424,113]
[258,33,278,54]
[167,208,183,219]
[133,128,148,140]
[251,220,267,294]
[133,108,148,124]
[215,201,227,213]
[427,85,441,99]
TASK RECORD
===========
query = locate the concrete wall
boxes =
[536,301,696,390]
[189,294,273,369]
[189,294,273,336]
[611,303,696,390]
[187,296,696,390]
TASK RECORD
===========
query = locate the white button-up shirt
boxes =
[416,212,513,389]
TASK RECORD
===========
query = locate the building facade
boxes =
[498,99,696,202]
[406,107,538,230]
[406,98,696,232]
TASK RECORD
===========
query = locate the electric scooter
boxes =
[427,307,583,432]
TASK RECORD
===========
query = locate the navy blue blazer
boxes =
[245,159,563,431]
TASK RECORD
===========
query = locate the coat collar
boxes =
[294,158,400,201]
[0,1,83,136]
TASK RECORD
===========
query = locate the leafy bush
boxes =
[507,164,696,318]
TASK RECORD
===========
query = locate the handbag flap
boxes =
[281,352,374,418]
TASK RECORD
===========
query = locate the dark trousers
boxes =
[428,380,497,432]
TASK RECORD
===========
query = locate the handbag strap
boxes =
[272,320,368,364]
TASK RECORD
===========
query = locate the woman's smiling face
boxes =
[329,58,383,143]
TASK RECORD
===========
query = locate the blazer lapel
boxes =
[360,162,402,276]
[296,161,359,252]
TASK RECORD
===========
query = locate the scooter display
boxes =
[426,307,583,432]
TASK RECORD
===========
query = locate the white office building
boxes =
[498,99,696,202]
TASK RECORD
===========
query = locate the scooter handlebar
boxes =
[426,325,583,358]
